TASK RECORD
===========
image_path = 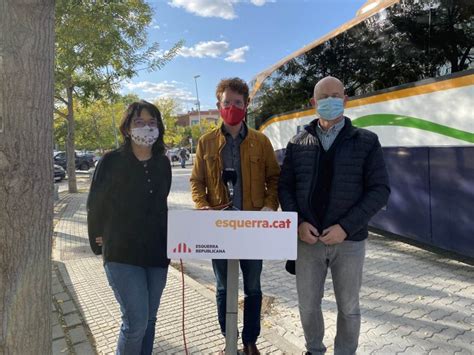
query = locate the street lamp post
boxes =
[106,68,119,149]
[193,75,201,131]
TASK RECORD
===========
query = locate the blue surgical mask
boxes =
[316,97,344,121]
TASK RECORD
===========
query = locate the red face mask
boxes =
[220,105,246,126]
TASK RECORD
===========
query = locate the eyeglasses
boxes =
[132,117,158,128]
[221,100,245,109]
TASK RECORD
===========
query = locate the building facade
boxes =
[176,109,220,127]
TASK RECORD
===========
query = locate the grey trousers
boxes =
[296,239,366,355]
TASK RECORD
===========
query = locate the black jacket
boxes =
[87,145,172,267]
[278,117,390,241]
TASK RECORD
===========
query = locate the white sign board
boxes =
[168,210,297,260]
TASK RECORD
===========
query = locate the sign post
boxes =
[168,210,297,354]
[225,259,239,354]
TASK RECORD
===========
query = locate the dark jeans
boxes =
[212,259,262,345]
[105,262,168,355]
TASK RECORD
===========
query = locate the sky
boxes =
[121,0,368,113]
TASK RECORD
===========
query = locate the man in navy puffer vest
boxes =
[278,76,390,355]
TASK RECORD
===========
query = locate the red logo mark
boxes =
[173,242,192,253]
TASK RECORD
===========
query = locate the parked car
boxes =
[166,148,190,162]
[166,148,179,162]
[54,164,66,182]
[54,151,95,171]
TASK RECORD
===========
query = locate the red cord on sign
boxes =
[180,259,189,355]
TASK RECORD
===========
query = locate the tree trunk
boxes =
[0,1,54,354]
[66,85,78,193]
[92,113,103,152]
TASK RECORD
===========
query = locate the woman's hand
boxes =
[95,237,103,246]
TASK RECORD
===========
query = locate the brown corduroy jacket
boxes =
[190,123,280,211]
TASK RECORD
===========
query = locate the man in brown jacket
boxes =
[190,77,280,355]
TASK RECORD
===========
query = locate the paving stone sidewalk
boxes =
[172,167,474,354]
[51,168,474,354]
[51,169,299,354]
[52,175,98,355]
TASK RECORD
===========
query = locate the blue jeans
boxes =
[105,262,168,355]
[212,259,262,345]
[296,240,366,355]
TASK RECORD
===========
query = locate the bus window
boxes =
[248,0,473,130]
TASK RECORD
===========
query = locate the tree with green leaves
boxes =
[153,97,187,147]
[54,94,140,153]
[54,0,182,192]
[187,119,219,148]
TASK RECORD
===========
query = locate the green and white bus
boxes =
[248,0,474,257]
